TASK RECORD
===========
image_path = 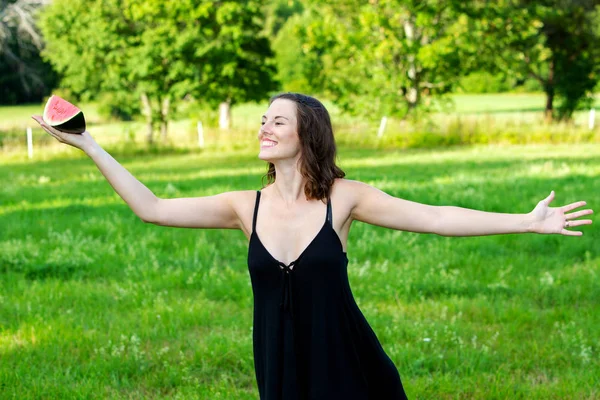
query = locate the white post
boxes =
[197,121,204,148]
[377,116,388,138]
[589,109,595,130]
[27,127,33,159]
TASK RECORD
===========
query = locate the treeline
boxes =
[2,0,600,141]
[273,0,600,122]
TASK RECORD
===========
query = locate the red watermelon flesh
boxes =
[42,95,86,134]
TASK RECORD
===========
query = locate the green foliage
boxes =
[264,0,306,93]
[517,78,544,93]
[38,0,277,138]
[457,72,544,94]
[96,92,141,121]
[262,0,304,37]
[179,98,220,128]
[270,0,599,122]
[458,72,514,94]
[272,10,325,94]
[280,0,478,120]
[461,0,600,120]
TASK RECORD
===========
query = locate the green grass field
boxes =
[1,141,598,399]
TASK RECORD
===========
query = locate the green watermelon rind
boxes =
[42,95,87,134]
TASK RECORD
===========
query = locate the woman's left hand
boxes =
[529,191,593,235]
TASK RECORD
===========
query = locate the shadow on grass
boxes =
[3,151,597,268]
[1,149,598,398]
[0,259,79,280]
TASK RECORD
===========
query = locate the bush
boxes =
[458,72,514,94]
[515,78,543,93]
[97,92,141,121]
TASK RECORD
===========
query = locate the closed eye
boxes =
[261,121,284,126]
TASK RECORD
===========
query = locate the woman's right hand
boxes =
[31,115,97,152]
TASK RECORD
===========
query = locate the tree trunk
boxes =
[544,60,555,122]
[219,100,231,130]
[403,19,419,114]
[160,97,170,141]
[140,92,154,144]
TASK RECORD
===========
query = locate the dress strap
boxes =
[326,196,332,226]
[252,190,261,233]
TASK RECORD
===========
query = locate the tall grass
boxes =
[2,94,600,157]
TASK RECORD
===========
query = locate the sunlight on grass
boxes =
[1,142,598,399]
[0,323,42,352]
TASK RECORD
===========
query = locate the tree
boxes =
[262,0,304,38]
[460,0,600,121]
[271,7,329,94]
[0,0,56,104]
[278,0,477,120]
[39,0,277,142]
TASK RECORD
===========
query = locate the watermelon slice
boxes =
[42,95,86,134]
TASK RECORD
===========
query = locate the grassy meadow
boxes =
[2,93,600,158]
[0,95,599,399]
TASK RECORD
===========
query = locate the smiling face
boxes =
[258,98,301,162]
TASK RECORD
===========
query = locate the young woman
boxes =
[33,92,593,399]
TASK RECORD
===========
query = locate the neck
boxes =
[270,158,306,206]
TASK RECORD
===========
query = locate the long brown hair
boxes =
[260,93,346,201]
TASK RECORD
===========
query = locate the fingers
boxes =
[565,219,593,228]
[565,209,594,220]
[561,201,588,213]
[31,115,65,141]
[562,214,593,236]
[561,229,584,236]
[542,190,555,206]
[32,115,50,131]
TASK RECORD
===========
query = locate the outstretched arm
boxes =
[349,180,593,237]
[433,191,591,236]
[32,116,241,229]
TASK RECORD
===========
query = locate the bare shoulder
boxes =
[332,178,370,191]
[332,178,402,222]
[330,178,365,222]
[227,189,259,219]
[228,189,260,236]
[198,188,259,234]
[331,177,366,203]
[227,189,259,205]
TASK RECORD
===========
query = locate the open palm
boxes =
[31,115,93,151]
[529,191,593,236]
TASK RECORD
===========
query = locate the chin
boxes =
[258,148,280,161]
[258,153,274,162]
[259,149,300,163]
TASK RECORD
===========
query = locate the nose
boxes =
[258,122,271,138]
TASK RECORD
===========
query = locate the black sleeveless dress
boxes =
[248,190,408,400]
